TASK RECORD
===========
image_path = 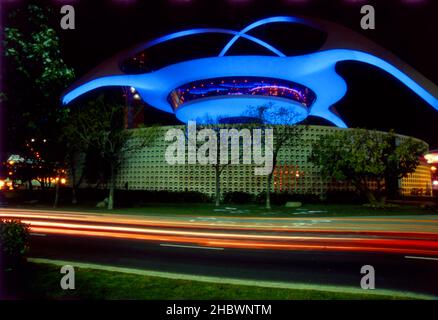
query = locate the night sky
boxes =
[3,0,438,147]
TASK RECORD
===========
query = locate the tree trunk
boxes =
[357,182,380,206]
[266,153,278,210]
[70,163,78,205]
[375,179,386,206]
[108,164,115,210]
[71,186,77,205]
[215,166,221,207]
[266,174,272,210]
[364,190,378,206]
[53,182,60,208]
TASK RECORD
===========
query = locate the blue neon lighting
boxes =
[124,28,286,58]
[168,77,316,111]
[62,17,438,128]
[219,16,316,57]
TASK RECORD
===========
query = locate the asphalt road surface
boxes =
[2,208,438,296]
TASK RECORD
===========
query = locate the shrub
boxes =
[223,192,254,204]
[0,220,30,298]
[0,219,29,267]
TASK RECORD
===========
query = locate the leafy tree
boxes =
[246,104,306,209]
[3,4,74,195]
[66,96,158,210]
[189,115,251,207]
[198,122,230,207]
[61,111,94,205]
[309,129,427,206]
[4,5,74,144]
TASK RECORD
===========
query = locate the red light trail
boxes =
[2,208,438,257]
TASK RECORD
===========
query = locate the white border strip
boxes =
[405,256,438,261]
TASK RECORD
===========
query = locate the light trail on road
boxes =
[2,209,438,234]
[2,208,438,257]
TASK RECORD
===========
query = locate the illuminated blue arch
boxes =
[132,28,287,58]
[219,16,318,57]
[62,16,438,128]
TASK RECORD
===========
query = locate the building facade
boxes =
[114,125,433,198]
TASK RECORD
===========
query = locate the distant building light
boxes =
[433,180,438,186]
[130,86,136,93]
[8,155,25,163]
[133,93,141,100]
[432,166,437,172]
[425,153,438,164]
[31,138,35,142]
[60,178,67,185]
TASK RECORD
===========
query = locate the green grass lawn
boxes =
[25,263,418,300]
[16,202,438,218]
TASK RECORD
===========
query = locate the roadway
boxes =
[1,208,438,296]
